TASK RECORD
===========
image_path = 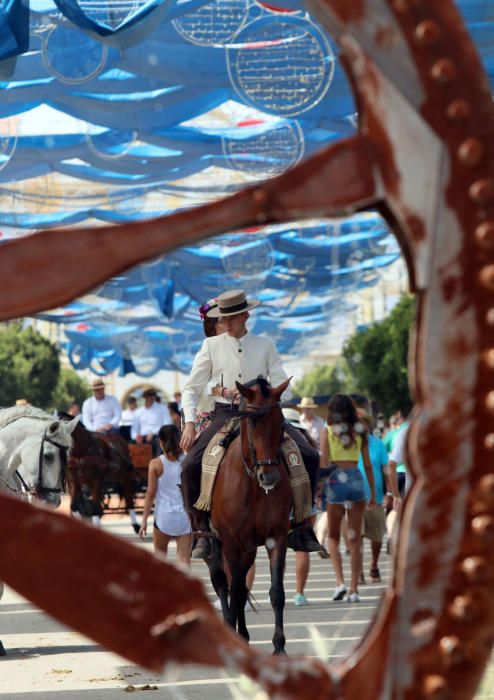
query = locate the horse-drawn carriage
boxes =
[62,414,153,532]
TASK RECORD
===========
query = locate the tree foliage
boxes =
[293,361,353,398]
[0,322,60,408]
[50,367,90,412]
[342,294,415,416]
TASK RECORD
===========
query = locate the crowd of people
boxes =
[57,287,408,606]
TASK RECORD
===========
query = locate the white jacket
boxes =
[182,331,291,423]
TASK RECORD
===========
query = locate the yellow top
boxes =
[327,427,362,462]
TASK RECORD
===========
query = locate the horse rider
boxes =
[82,378,121,435]
[180,288,322,559]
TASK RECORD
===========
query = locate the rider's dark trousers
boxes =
[181,404,320,531]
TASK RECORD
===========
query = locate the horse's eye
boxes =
[44,452,55,463]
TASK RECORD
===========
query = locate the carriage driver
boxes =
[180,289,322,559]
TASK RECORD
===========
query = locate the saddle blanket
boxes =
[194,420,311,522]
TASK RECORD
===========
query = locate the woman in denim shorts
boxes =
[320,394,376,603]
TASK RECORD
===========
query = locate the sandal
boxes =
[369,567,381,583]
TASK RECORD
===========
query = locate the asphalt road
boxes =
[0,515,391,699]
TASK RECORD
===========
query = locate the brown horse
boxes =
[207,376,292,655]
[60,414,142,533]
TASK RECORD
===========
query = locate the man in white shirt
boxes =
[131,389,172,455]
[119,395,137,441]
[82,378,121,434]
[180,289,321,559]
[297,397,325,449]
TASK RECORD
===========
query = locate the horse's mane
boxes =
[0,405,53,429]
[0,405,74,448]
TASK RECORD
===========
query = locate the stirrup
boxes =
[287,525,323,553]
[191,530,214,560]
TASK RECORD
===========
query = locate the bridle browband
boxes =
[239,402,283,479]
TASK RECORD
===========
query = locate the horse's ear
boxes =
[235,381,256,402]
[272,377,292,400]
[48,420,60,434]
[65,416,80,434]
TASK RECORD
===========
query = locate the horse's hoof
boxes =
[0,641,6,656]
[132,524,140,534]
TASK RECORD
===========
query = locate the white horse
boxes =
[0,405,78,656]
[0,406,78,506]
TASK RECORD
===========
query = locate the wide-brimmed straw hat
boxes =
[92,378,105,389]
[282,408,302,429]
[206,289,261,318]
[297,396,317,409]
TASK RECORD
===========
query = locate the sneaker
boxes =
[347,592,360,603]
[370,567,381,583]
[331,584,347,601]
[293,592,308,606]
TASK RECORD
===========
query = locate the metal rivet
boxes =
[461,556,490,583]
[470,179,494,204]
[446,99,471,122]
[423,674,449,700]
[476,222,494,250]
[486,391,494,413]
[485,434,494,450]
[472,514,494,542]
[484,350,494,369]
[449,594,477,621]
[415,20,441,46]
[431,59,456,84]
[478,473,494,496]
[458,138,484,167]
[438,635,463,665]
[252,189,267,206]
[392,0,420,11]
[479,265,494,291]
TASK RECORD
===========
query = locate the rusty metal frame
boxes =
[1,1,494,697]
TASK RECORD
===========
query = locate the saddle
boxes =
[194,418,239,511]
[194,421,311,521]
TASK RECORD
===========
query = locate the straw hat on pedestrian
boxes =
[92,378,105,389]
[296,396,317,409]
[206,289,261,318]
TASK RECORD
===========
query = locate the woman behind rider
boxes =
[320,394,376,603]
[139,424,192,566]
[195,299,227,433]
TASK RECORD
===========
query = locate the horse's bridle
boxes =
[239,403,283,479]
[17,429,68,499]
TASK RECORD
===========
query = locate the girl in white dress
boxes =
[139,424,192,565]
